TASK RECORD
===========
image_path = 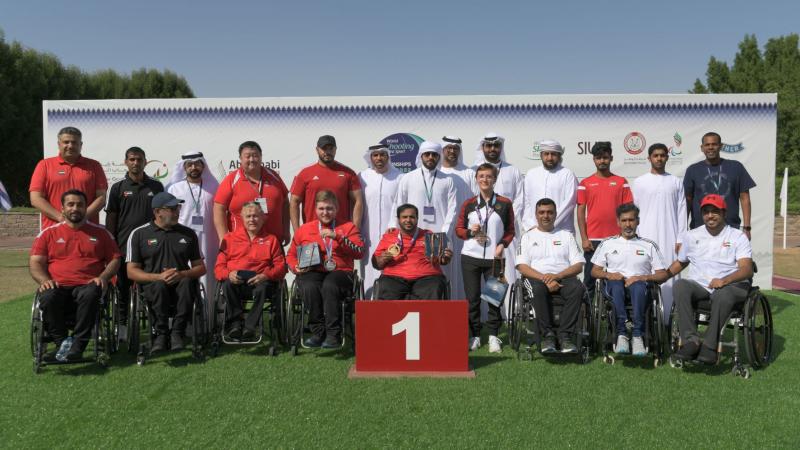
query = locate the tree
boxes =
[0,29,194,207]
[692,34,800,177]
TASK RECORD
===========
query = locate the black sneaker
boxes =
[170,333,185,351]
[696,345,718,365]
[560,337,578,354]
[151,334,168,353]
[241,327,257,341]
[673,341,700,362]
[43,348,59,363]
[540,335,557,354]
[304,336,323,348]
[321,337,341,349]
[225,326,242,340]
[64,349,84,362]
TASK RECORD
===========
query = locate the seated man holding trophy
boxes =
[371,203,452,300]
[287,190,364,348]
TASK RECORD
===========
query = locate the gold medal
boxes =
[387,244,401,257]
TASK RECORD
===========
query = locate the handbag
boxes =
[481,258,508,308]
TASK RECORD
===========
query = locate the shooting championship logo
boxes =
[145,160,169,180]
[380,133,425,173]
[529,142,542,161]
[624,132,646,155]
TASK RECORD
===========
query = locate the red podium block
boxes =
[350,300,475,378]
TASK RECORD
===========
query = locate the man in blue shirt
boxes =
[683,132,755,240]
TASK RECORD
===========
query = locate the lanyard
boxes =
[421,170,437,204]
[319,220,336,260]
[186,179,203,214]
[396,228,420,255]
[245,169,264,197]
[475,193,496,229]
[706,165,722,193]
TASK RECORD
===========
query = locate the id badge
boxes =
[423,206,435,222]
[255,197,268,214]
[191,215,204,231]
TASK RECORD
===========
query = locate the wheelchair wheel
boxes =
[667,302,683,368]
[96,294,114,364]
[266,280,289,356]
[285,281,304,354]
[650,284,666,366]
[744,290,773,369]
[128,287,140,354]
[576,298,592,364]
[508,280,521,352]
[191,290,208,360]
[30,294,45,374]
[591,287,607,356]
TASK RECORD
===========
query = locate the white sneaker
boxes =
[488,335,502,353]
[631,336,647,356]
[469,337,481,351]
[614,335,630,354]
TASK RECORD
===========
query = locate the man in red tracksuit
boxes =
[215,202,287,341]
[372,203,453,300]
[287,190,364,348]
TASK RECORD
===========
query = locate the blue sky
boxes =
[1,0,798,98]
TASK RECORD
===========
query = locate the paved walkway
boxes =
[0,236,33,250]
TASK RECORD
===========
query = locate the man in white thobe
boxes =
[632,143,687,318]
[438,135,475,301]
[359,144,403,299]
[392,141,458,296]
[522,140,578,233]
[166,151,220,299]
[472,133,524,316]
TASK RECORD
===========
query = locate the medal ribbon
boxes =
[319,219,336,261]
[396,228,420,255]
[475,193,496,231]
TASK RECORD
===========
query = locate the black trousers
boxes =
[116,257,130,321]
[377,275,447,300]
[39,283,102,351]
[142,278,196,336]
[582,240,601,298]
[673,279,750,350]
[461,254,502,337]
[221,280,277,331]
[297,270,353,341]
[525,276,584,339]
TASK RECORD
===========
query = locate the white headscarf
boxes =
[441,135,466,168]
[473,132,507,165]
[536,139,564,154]
[166,151,220,191]
[363,143,393,168]
[415,141,443,171]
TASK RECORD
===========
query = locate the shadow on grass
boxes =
[469,355,512,369]
[766,294,795,316]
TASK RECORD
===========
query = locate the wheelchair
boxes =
[507,278,593,363]
[30,285,117,374]
[284,270,364,355]
[128,281,209,365]
[592,279,667,367]
[667,282,773,379]
[371,276,451,300]
[209,279,288,357]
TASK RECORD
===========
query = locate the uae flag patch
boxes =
[147,238,158,246]
[635,249,645,255]
[723,241,732,248]
[553,240,562,246]
[89,236,98,242]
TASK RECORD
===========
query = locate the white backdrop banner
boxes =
[43,94,777,288]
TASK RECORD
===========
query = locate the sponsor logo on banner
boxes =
[624,132,646,155]
[529,143,542,161]
[380,133,424,173]
[145,160,169,180]
[576,141,599,156]
[102,161,131,184]
[721,142,745,153]
[225,159,280,175]
[669,132,683,157]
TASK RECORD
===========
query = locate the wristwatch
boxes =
[742,226,752,231]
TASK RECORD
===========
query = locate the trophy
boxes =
[424,232,448,264]
[297,243,321,269]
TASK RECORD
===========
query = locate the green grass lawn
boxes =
[1,292,798,448]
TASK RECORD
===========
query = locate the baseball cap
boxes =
[700,194,726,210]
[317,135,337,148]
[152,192,184,209]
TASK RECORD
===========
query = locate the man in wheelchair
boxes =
[371,204,453,300]
[516,198,585,354]
[215,202,287,340]
[590,203,668,356]
[29,190,120,361]
[287,190,364,349]
[126,192,207,353]
[667,194,753,364]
